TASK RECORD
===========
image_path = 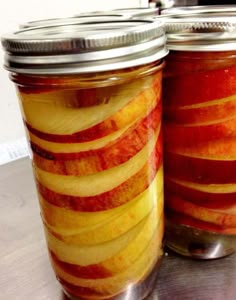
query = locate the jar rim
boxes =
[2,19,168,74]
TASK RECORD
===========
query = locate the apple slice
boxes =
[166,194,236,228]
[164,116,236,148]
[36,149,162,212]
[165,176,236,208]
[42,177,163,244]
[45,189,163,245]
[50,226,161,297]
[163,64,236,106]
[34,129,158,197]
[165,151,236,184]
[45,209,147,266]
[166,137,236,160]
[164,51,236,76]
[49,211,163,279]
[32,105,161,175]
[164,94,236,125]
[22,76,161,142]
[29,122,130,154]
[166,209,236,235]
[40,166,163,233]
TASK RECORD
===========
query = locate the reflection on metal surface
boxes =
[165,220,236,259]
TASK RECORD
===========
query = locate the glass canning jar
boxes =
[162,13,236,259]
[1,20,168,299]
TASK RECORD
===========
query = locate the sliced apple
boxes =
[166,193,236,228]
[29,123,130,154]
[163,64,236,106]
[164,51,236,76]
[49,211,163,279]
[41,174,163,241]
[32,105,161,175]
[50,226,161,297]
[166,137,236,160]
[36,147,162,212]
[166,209,236,235]
[165,151,236,184]
[164,116,236,148]
[45,209,147,266]
[22,76,161,142]
[35,134,162,212]
[45,189,163,245]
[165,176,236,209]
[39,169,163,233]
[164,94,236,125]
[34,129,158,197]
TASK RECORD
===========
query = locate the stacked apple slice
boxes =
[18,72,164,299]
[163,57,236,235]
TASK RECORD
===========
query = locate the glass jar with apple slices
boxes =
[162,12,236,259]
[2,20,168,299]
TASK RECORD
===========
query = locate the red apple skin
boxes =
[58,262,159,300]
[165,179,236,210]
[164,96,236,125]
[165,137,236,160]
[24,76,161,143]
[58,277,107,299]
[36,137,163,212]
[166,193,236,228]
[164,116,236,148]
[31,103,162,176]
[18,87,105,108]
[165,152,236,184]
[50,251,112,279]
[163,64,236,106]
[166,209,236,235]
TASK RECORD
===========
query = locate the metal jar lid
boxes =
[20,14,127,29]
[159,13,236,51]
[1,20,168,75]
[110,7,160,18]
[74,7,160,18]
[161,5,236,17]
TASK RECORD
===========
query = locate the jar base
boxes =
[62,258,162,300]
[165,220,236,259]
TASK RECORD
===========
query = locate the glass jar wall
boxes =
[12,62,165,299]
[163,50,236,259]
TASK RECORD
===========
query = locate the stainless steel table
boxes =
[0,158,235,300]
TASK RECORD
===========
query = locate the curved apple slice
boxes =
[32,106,161,175]
[29,123,130,154]
[39,170,162,232]
[45,189,163,245]
[164,94,236,125]
[45,210,147,266]
[37,150,162,212]
[163,64,236,106]
[165,151,236,184]
[41,170,163,237]
[166,138,236,160]
[22,76,161,142]
[50,226,161,297]
[49,211,163,279]
[167,177,236,194]
[165,176,236,208]
[166,194,236,228]
[164,116,236,148]
[166,210,236,235]
[34,129,158,197]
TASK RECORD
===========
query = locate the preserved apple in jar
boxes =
[2,19,168,299]
[162,13,236,259]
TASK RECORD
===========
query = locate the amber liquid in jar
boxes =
[12,62,164,299]
[163,51,236,259]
